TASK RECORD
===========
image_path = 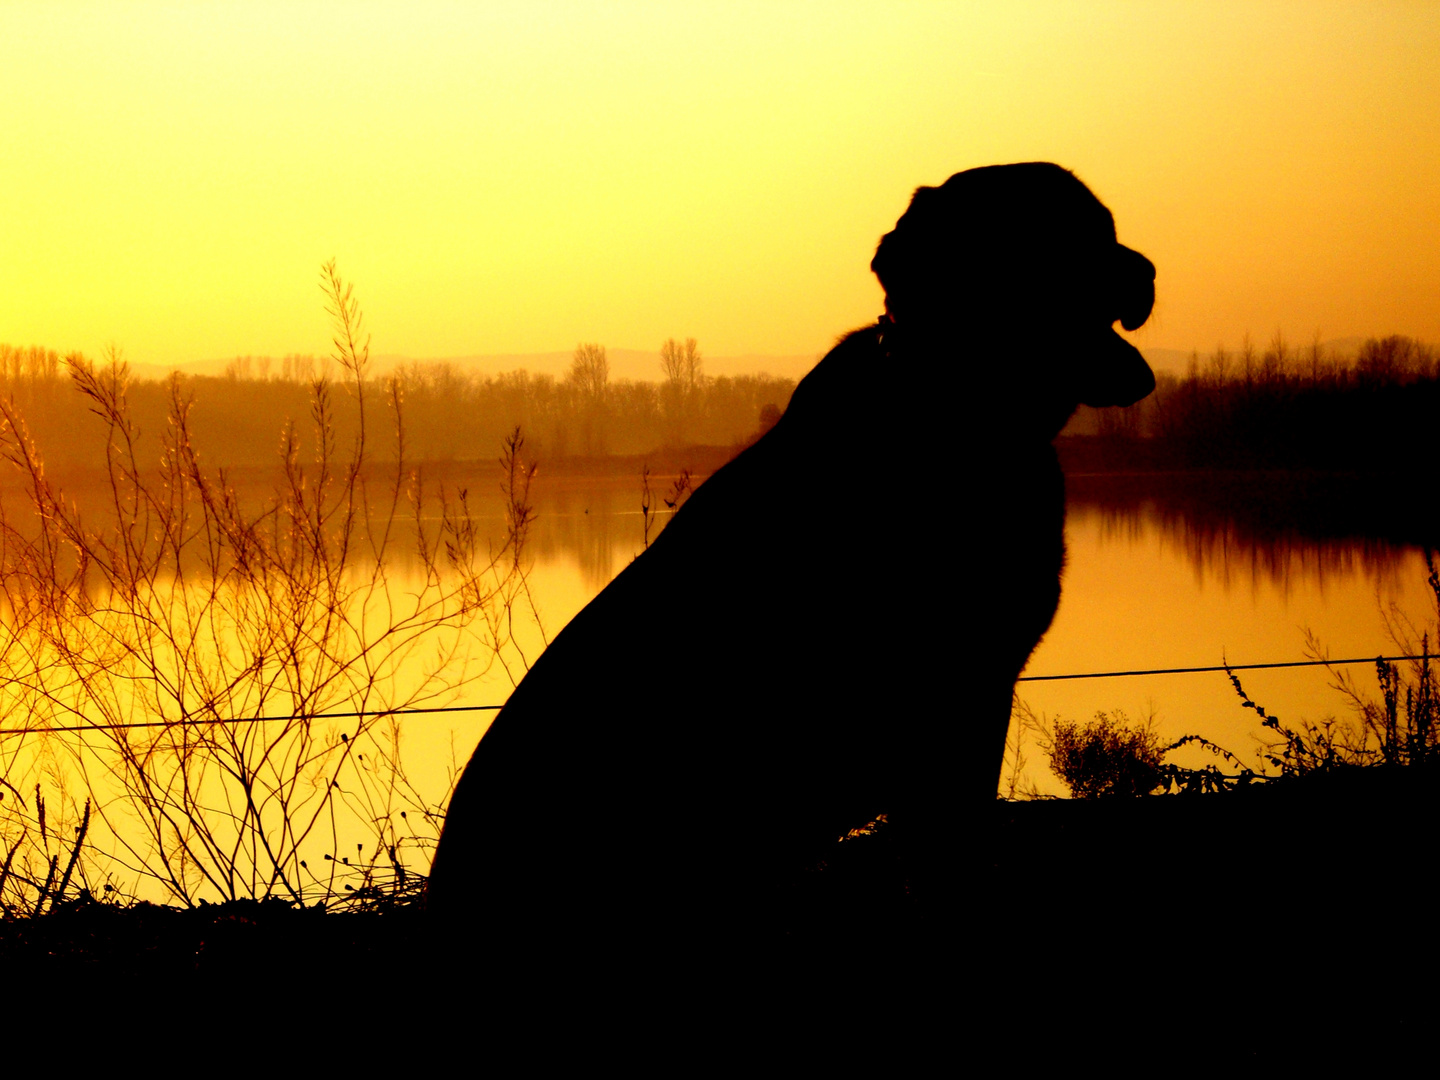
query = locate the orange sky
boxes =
[2,2,1437,368]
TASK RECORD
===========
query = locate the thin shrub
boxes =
[1294,552,1440,772]
[1226,666,1366,778]
[0,263,537,909]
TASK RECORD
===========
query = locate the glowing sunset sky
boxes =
[2,1,1437,367]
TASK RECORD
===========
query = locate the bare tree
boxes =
[1357,335,1436,385]
[660,337,702,394]
[1262,330,1289,384]
[570,343,609,401]
[568,343,610,456]
[660,338,702,445]
[1307,332,1326,384]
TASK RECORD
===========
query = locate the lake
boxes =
[4,462,1432,903]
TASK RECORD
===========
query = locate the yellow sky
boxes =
[2,1,1437,367]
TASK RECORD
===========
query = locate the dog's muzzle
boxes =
[1115,244,1156,332]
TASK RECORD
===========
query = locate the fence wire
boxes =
[1018,653,1432,682]
[1,653,1432,738]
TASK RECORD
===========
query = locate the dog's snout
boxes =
[1116,245,1155,332]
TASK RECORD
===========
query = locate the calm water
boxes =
[1020,496,1431,794]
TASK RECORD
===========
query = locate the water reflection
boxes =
[1070,471,1429,596]
[528,480,641,592]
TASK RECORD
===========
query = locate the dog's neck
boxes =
[878,317,1082,445]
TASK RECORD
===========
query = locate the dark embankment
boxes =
[7,768,1436,1060]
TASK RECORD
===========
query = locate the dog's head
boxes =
[871,163,1155,414]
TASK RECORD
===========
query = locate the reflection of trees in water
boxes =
[0,468,658,598]
[533,484,627,593]
[416,476,658,594]
[527,478,697,592]
[31,468,676,598]
[1069,472,1424,596]
[28,466,1427,602]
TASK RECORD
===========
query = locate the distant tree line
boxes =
[7,333,1432,475]
[1064,334,1440,473]
[0,340,795,470]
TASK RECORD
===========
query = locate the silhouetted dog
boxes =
[427,162,1155,984]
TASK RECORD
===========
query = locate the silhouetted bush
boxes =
[1045,711,1165,798]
